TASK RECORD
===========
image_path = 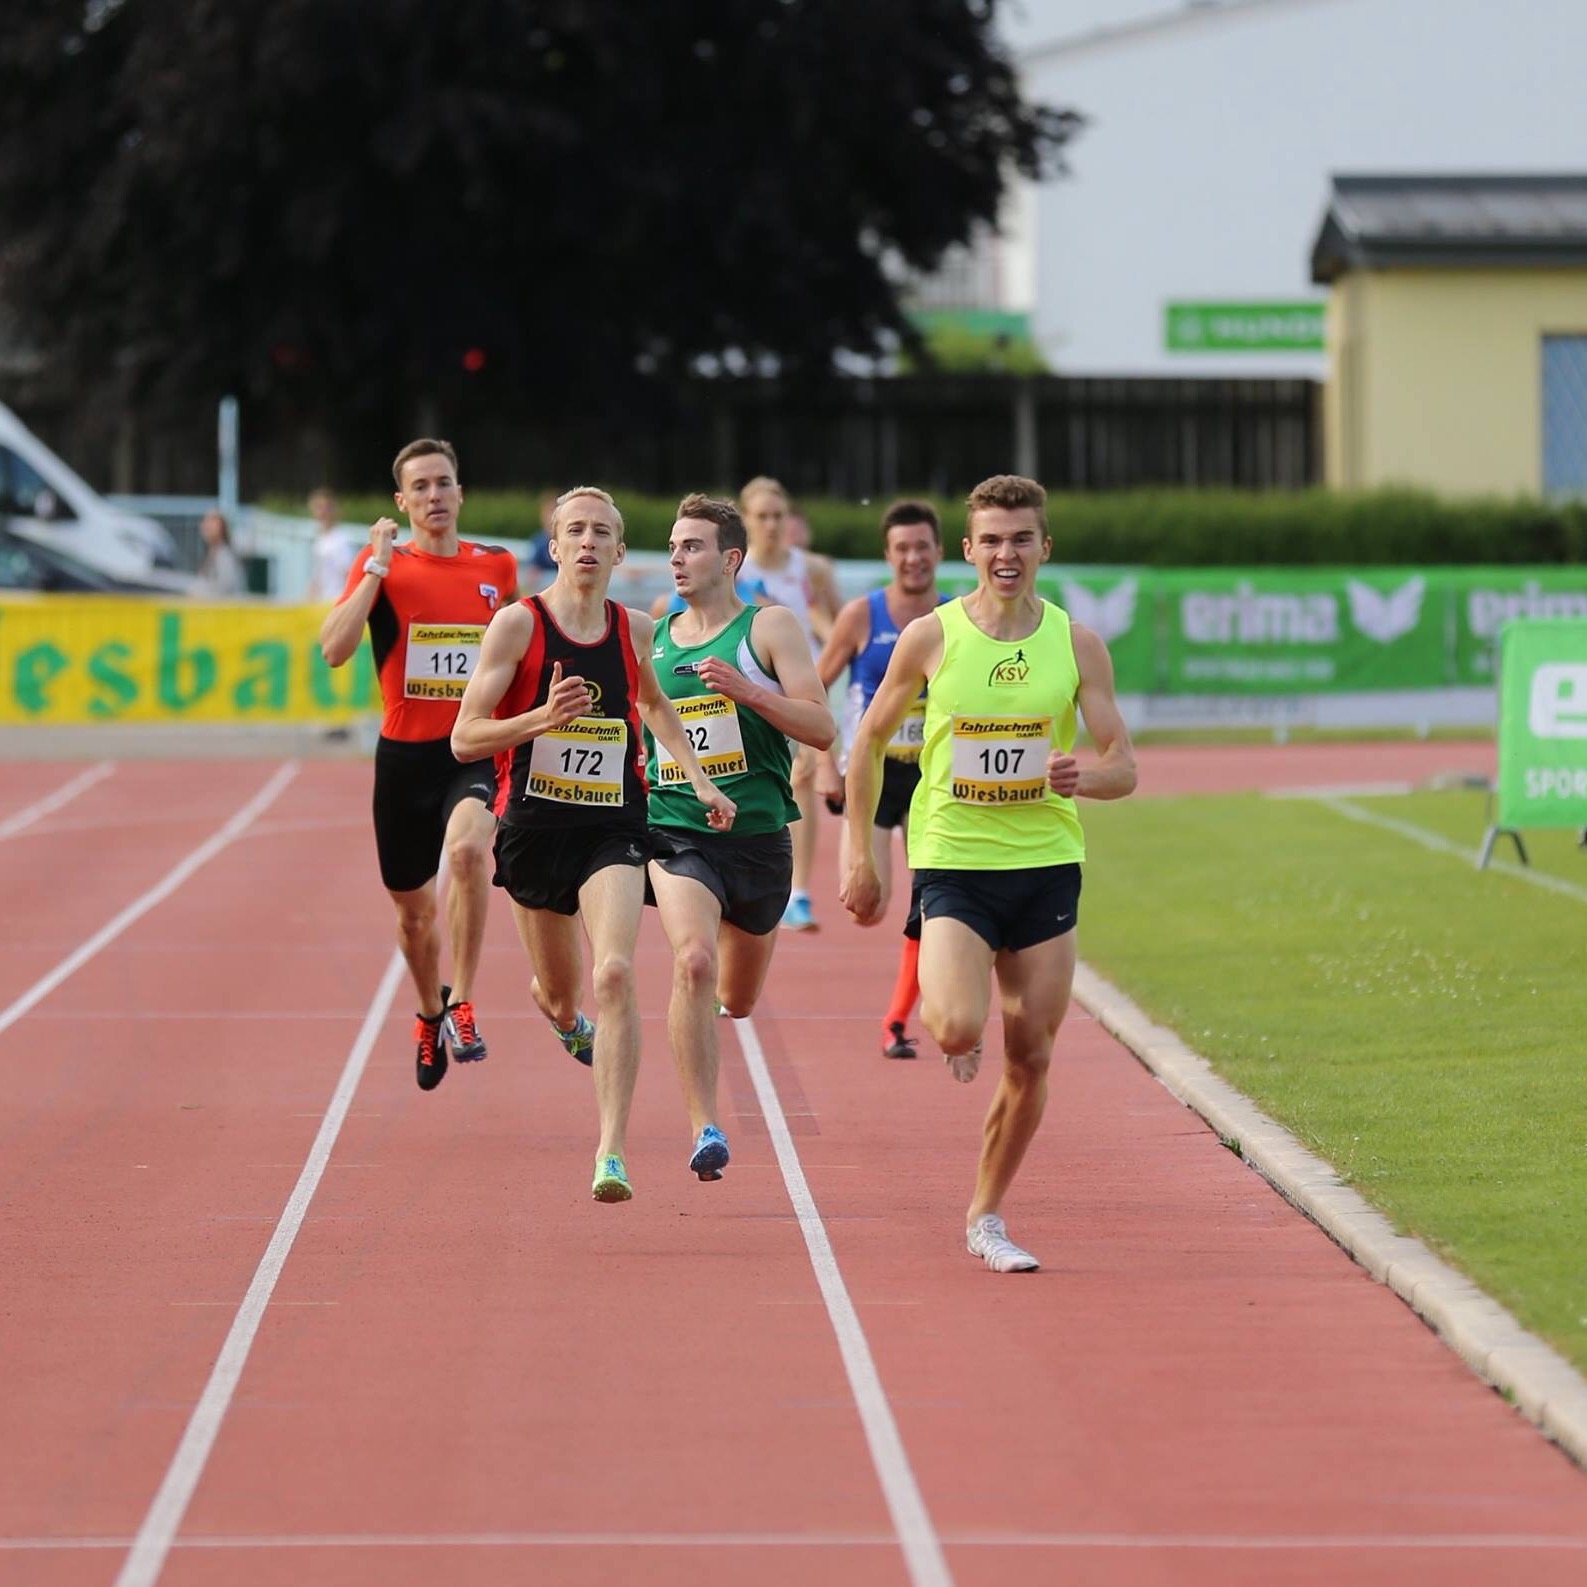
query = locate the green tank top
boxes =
[645,605,798,835]
[907,596,1085,869]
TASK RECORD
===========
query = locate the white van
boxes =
[0,402,179,578]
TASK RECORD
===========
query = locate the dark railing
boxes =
[8,374,1321,500]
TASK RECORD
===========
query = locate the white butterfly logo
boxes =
[1347,577,1425,644]
[1060,577,1138,642]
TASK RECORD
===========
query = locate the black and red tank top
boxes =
[493,596,648,829]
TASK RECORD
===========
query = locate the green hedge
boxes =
[272,487,1587,566]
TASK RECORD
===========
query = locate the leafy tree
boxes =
[0,0,1078,432]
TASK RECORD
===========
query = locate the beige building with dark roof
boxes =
[1311,174,1587,496]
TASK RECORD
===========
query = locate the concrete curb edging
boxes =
[1072,959,1587,1469]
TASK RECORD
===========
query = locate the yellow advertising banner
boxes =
[0,596,380,725]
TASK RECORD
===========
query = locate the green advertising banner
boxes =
[1495,620,1587,830]
[1165,301,1325,352]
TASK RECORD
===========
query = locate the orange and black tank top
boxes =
[347,539,519,743]
[492,597,648,830]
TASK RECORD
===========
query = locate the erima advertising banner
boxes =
[1044,567,1587,697]
[1158,570,1445,694]
[1495,620,1587,830]
[0,596,378,724]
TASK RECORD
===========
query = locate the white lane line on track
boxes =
[0,763,300,1041]
[1319,796,1587,905]
[0,760,115,840]
[732,1014,954,1587]
[17,1530,1587,1552]
[112,947,407,1587]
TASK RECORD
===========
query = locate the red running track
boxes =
[2,743,1583,1587]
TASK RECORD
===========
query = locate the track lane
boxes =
[6,742,1587,1587]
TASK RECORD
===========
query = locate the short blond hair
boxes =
[552,485,624,539]
[738,475,789,510]
[965,474,1048,534]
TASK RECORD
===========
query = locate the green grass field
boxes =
[1078,788,1587,1373]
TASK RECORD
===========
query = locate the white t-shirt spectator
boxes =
[308,526,359,601]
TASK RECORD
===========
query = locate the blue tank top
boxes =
[842,588,950,764]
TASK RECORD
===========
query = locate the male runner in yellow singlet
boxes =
[840,475,1137,1273]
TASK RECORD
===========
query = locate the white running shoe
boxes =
[945,1040,983,1084]
[967,1213,1040,1273]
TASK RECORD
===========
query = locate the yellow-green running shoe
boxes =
[592,1155,632,1203]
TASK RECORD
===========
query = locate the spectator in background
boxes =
[520,490,561,594]
[194,509,247,596]
[306,487,358,602]
[784,506,842,643]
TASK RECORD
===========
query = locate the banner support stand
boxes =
[1475,824,1528,870]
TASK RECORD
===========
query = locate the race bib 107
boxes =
[949,715,1052,805]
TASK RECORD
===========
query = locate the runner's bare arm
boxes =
[696,606,834,750]
[807,552,842,642]
[630,613,737,830]
[840,614,942,925]
[811,596,868,803]
[1051,622,1138,800]
[318,518,398,666]
[814,596,868,690]
[450,605,587,761]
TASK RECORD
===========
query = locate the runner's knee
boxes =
[591,953,636,1008]
[673,939,716,995]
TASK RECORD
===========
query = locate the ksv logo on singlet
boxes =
[988,649,1031,687]
[478,583,501,610]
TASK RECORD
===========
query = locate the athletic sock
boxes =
[882,935,921,1036]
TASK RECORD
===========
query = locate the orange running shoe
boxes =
[415,992,449,1092]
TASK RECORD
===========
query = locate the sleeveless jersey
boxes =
[645,606,797,836]
[346,538,519,743]
[740,546,815,652]
[491,597,648,830]
[907,597,1085,870]
[842,588,949,765]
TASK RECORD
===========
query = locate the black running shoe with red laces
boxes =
[443,997,487,1063]
[415,992,449,1091]
[882,1020,918,1060]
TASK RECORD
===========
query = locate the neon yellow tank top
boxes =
[907,597,1085,870]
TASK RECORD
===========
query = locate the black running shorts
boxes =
[646,826,793,937]
[493,820,649,916]
[875,758,923,831]
[913,862,1082,954]
[373,735,498,894]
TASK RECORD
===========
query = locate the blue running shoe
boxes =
[780,894,818,932]
[592,1155,632,1202]
[553,1011,595,1066]
[688,1124,730,1181]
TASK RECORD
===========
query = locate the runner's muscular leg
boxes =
[649,864,727,1135]
[577,863,647,1161]
[442,797,496,1004]
[388,879,443,1016]
[967,931,1076,1224]
[510,901,584,1030]
[918,914,995,1057]
[790,743,820,894]
[716,918,780,1018]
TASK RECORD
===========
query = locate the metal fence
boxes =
[25,374,1321,502]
